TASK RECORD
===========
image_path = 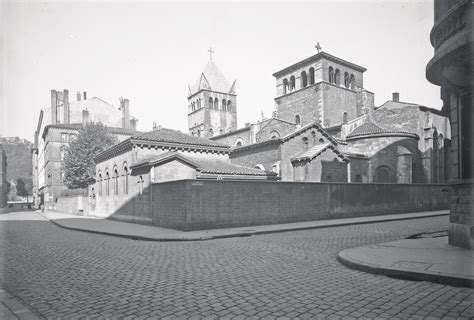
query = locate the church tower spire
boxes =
[187,52,237,139]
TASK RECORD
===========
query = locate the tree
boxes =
[63,122,118,189]
[16,178,28,202]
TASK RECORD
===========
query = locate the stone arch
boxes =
[105,169,110,196]
[270,130,280,139]
[290,75,296,91]
[344,72,350,88]
[208,97,213,109]
[283,78,289,94]
[301,71,308,88]
[328,66,334,84]
[214,97,219,110]
[113,166,119,196]
[97,171,103,196]
[227,100,232,112]
[354,174,362,183]
[350,74,355,89]
[235,138,244,147]
[375,166,391,183]
[123,162,129,195]
[335,69,341,86]
[309,67,315,85]
[343,112,348,123]
[295,114,301,125]
[255,164,265,170]
[222,99,226,111]
[209,128,214,137]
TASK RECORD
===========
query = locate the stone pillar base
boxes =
[449,179,474,249]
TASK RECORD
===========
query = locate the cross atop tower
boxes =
[315,42,322,53]
[208,47,214,60]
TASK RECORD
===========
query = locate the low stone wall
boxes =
[110,180,450,231]
[54,195,91,216]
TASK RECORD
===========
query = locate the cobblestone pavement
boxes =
[0,211,472,319]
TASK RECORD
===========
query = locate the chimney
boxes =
[51,90,57,124]
[83,91,87,100]
[392,92,400,102]
[130,117,137,131]
[121,98,130,129]
[82,109,89,126]
[63,89,70,124]
[77,91,81,101]
[152,122,162,131]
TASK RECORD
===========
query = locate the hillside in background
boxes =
[0,137,33,195]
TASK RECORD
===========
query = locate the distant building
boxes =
[32,90,140,209]
[426,0,473,248]
[0,144,7,207]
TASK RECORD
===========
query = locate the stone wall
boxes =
[109,180,449,231]
[54,195,91,215]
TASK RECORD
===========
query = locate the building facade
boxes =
[426,0,473,248]
[32,90,139,209]
[209,51,450,185]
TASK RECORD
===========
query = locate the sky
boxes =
[1,0,440,142]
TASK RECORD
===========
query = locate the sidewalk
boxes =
[338,236,474,288]
[40,209,448,241]
[0,289,40,320]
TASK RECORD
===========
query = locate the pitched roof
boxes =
[132,152,277,177]
[376,100,418,110]
[281,121,338,145]
[189,60,236,96]
[346,122,417,140]
[132,128,230,149]
[291,143,348,162]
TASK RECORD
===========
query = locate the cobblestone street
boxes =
[0,211,472,319]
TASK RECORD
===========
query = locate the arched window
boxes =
[325,175,333,182]
[98,173,102,196]
[138,175,144,195]
[235,138,243,147]
[227,100,232,112]
[106,171,110,196]
[301,71,308,88]
[344,72,350,88]
[270,131,280,139]
[219,128,223,135]
[114,168,119,196]
[350,74,355,89]
[328,67,334,84]
[209,128,214,137]
[319,138,325,143]
[309,67,315,85]
[290,76,296,91]
[209,97,213,109]
[123,165,129,195]
[214,98,219,110]
[335,69,341,86]
[343,112,348,123]
[302,137,309,149]
[283,78,289,94]
[375,166,391,183]
[311,131,317,144]
[222,99,226,111]
[295,114,301,125]
[354,174,362,183]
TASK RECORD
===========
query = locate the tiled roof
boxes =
[291,143,348,162]
[376,100,418,110]
[132,128,230,149]
[190,60,235,96]
[346,122,415,140]
[132,152,276,177]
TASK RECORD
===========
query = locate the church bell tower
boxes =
[188,49,237,139]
